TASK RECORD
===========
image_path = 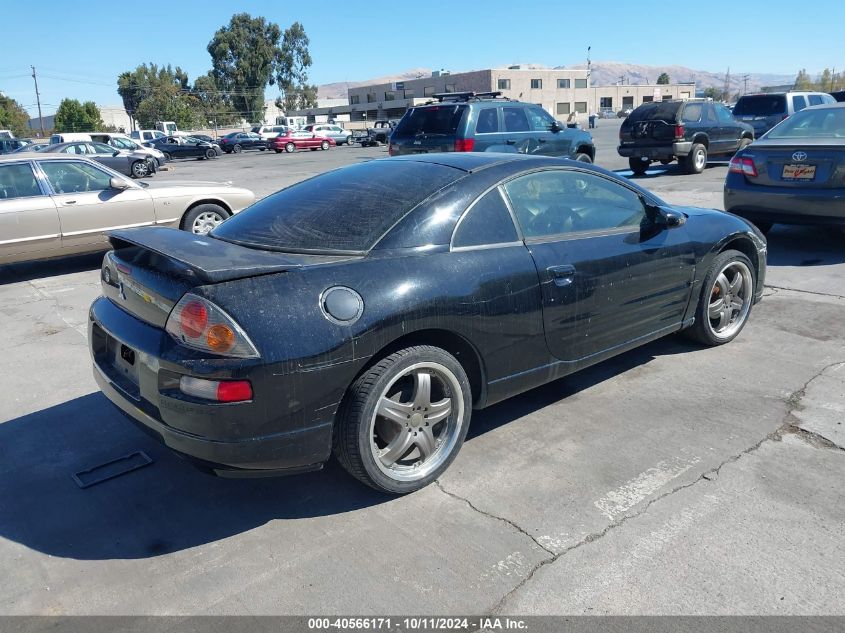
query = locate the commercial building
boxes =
[288,66,696,126]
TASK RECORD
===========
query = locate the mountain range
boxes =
[317,62,796,99]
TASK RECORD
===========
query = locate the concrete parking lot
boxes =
[1,121,843,616]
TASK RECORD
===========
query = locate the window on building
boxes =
[575,78,588,89]
[556,102,571,115]
[600,97,613,109]
[445,84,456,93]
[403,89,415,99]
[531,79,542,89]
[642,96,653,103]
[366,93,376,103]
[498,78,511,90]
[662,95,673,101]
[574,101,587,113]
[384,91,395,101]
[622,96,634,107]
[424,86,436,97]
[557,79,570,89]
[350,95,360,105]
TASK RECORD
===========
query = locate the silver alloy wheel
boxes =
[369,361,465,482]
[321,140,330,150]
[346,136,353,146]
[191,211,225,235]
[693,147,707,171]
[131,160,149,178]
[707,260,753,340]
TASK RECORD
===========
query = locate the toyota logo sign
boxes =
[792,151,808,162]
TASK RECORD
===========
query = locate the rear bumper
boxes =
[618,141,692,159]
[725,177,845,225]
[89,296,335,477]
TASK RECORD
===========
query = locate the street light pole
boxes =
[31,66,45,137]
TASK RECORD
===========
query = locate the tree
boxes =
[276,21,318,112]
[0,93,31,137]
[702,86,724,101]
[208,13,281,122]
[192,72,238,127]
[817,68,834,91]
[793,69,813,90]
[656,73,670,85]
[54,99,103,132]
[118,63,199,129]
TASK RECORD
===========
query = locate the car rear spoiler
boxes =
[108,227,352,284]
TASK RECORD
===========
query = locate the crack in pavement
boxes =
[764,284,845,300]
[25,281,89,339]
[450,358,845,615]
[434,480,556,557]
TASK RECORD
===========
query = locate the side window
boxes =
[503,170,646,239]
[808,94,823,106]
[527,107,556,131]
[792,95,807,112]
[0,163,43,199]
[475,108,499,134]
[681,103,703,123]
[40,161,114,194]
[503,107,530,132]
[715,104,735,123]
[453,188,518,248]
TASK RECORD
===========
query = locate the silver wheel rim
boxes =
[369,361,464,482]
[707,260,753,340]
[286,143,295,153]
[694,149,706,170]
[132,162,148,177]
[191,211,224,235]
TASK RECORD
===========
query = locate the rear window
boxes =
[211,161,461,253]
[732,95,787,116]
[393,105,467,139]
[627,101,681,123]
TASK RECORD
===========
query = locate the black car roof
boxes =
[385,152,556,173]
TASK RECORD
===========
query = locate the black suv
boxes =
[618,100,754,175]
[389,92,595,162]
[0,139,27,155]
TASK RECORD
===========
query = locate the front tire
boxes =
[573,152,592,163]
[130,160,150,178]
[285,142,296,153]
[181,204,229,235]
[232,144,242,154]
[204,148,216,159]
[334,346,472,494]
[345,136,354,146]
[629,156,649,175]
[684,249,755,346]
[320,140,330,150]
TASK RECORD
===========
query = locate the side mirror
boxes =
[112,150,121,157]
[550,121,562,132]
[650,204,686,228]
[109,177,130,190]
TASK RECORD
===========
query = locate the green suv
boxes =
[388,92,595,161]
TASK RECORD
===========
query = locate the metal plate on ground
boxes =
[72,451,153,489]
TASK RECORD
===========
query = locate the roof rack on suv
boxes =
[430,91,507,103]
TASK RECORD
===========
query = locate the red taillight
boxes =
[674,124,685,140]
[216,380,253,403]
[729,155,758,177]
[388,143,395,156]
[454,138,475,152]
[180,301,208,338]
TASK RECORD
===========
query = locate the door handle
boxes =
[63,200,77,205]
[547,264,576,287]
[505,139,517,145]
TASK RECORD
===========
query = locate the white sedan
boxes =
[0,154,255,265]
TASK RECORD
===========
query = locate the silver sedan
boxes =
[38,141,157,178]
[0,154,255,265]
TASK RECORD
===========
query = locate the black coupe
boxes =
[89,154,767,494]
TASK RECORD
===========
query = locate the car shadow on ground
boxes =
[0,253,103,286]
[764,225,845,267]
[614,161,730,180]
[0,335,702,561]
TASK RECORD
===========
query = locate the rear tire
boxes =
[321,140,330,151]
[573,152,592,163]
[204,148,216,159]
[163,152,172,161]
[334,345,472,494]
[285,143,296,153]
[629,156,649,175]
[684,143,707,174]
[684,249,755,346]
[232,144,242,154]
[181,204,230,235]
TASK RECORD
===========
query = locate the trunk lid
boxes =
[742,143,844,188]
[102,227,354,327]
[619,102,681,148]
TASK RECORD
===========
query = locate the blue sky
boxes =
[3,0,843,116]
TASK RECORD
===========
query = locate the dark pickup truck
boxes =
[618,100,754,175]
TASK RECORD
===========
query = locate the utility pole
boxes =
[742,74,750,96]
[31,65,45,137]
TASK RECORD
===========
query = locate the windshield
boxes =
[733,95,787,117]
[393,105,467,138]
[766,107,845,138]
[211,161,461,253]
[627,102,681,123]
